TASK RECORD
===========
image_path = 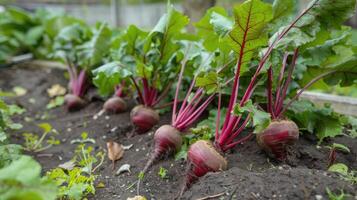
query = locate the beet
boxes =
[64,94,86,111]
[103,96,127,113]
[130,105,159,133]
[142,125,182,173]
[184,140,227,191]
[256,120,299,161]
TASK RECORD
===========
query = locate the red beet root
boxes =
[142,125,182,173]
[256,120,299,161]
[64,94,86,111]
[130,105,159,133]
[103,96,127,113]
[184,140,227,192]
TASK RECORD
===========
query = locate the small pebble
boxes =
[315,195,323,200]
[116,164,131,175]
[105,115,110,120]
[122,144,133,150]
[110,126,118,132]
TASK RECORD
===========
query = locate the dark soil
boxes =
[1,64,356,200]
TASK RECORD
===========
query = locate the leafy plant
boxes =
[52,21,112,111]
[0,155,58,200]
[286,101,345,142]
[0,7,67,63]
[328,163,357,184]
[326,143,350,167]
[0,96,23,168]
[326,188,349,200]
[46,96,65,109]
[158,167,168,179]
[22,123,60,152]
[46,144,104,200]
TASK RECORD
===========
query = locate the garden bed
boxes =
[1,65,356,199]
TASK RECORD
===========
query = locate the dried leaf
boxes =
[96,182,106,188]
[107,141,124,170]
[127,196,147,200]
[47,84,66,98]
[13,86,27,96]
[58,160,75,170]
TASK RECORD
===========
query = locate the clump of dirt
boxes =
[1,64,356,200]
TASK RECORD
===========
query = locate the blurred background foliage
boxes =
[0,0,356,97]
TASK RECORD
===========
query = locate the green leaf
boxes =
[328,163,349,176]
[286,100,344,142]
[228,0,273,73]
[332,143,350,153]
[45,16,87,38]
[195,72,218,94]
[77,23,112,68]
[92,62,132,97]
[0,144,22,168]
[5,7,33,25]
[46,96,65,109]
[38,123,52,134]
[273,0,356,50]
[315,117,343,143]
[233,100,271,133]
[25,26,44,46]
[122,25,148,56]
[303,28,351,67]
[272,0,294,20]
[147,5,189,64]
[195,6,232,52]
[0,155,57,200]
[135,59,153,78]
[314,0,356,29]
[0,156,40,183]
[196,108,227,133]
[210,12,234,38]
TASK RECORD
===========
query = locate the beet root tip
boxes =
[256,120,299,161]
[64,94,86,111]
[130,105,159,133]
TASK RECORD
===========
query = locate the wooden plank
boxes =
[300,91,357,116]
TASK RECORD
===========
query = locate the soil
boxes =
[1,64,356,200]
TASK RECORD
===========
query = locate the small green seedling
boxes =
[326,143,350,167]
[326,188,349,200]
[47,143,105,200]
[138,172,145,180]
[70,132,96,144]
[46,96,65,109]
[23,123,60,152]
[158,167,168,179]
[74,144,104,174]
[328,163,357,184]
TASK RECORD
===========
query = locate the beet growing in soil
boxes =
[1,65,356,199]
